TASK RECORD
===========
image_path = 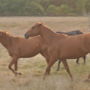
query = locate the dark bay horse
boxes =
[56,30,83,35]
[56,30,86,71]
[25,23,90,79]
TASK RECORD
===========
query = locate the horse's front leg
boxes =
[44,57,57,79]
[14,60,18,71]
[62,59,73,80]
[14,60,22,75]
[8,57,21,76]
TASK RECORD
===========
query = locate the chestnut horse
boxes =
[25,23,89,79]
[56,30,86,71]
[0,31,44,75]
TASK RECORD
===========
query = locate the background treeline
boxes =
[0,0,90,16]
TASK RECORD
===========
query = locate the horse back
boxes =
[57,34,88,59]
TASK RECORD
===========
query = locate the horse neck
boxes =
[40,26,56,43]
[1,35,13,49]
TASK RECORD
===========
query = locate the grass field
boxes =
[0,17,90,90]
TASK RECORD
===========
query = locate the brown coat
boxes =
[24,23,89,79]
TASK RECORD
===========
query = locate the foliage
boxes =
[0,0,89,16]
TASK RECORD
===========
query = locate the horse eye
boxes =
[32,27,34,29]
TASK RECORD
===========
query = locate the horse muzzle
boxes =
[24,33,30,39]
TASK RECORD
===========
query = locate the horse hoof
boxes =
[56,69,59,71]
[17,72,22,75]
[84,79,90,82]
[15,72,22,76]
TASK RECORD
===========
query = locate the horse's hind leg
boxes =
[83,55,86,64]
[76,58,79,64]
[62,60,73,80]
[56,60,61,71]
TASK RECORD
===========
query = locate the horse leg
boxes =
[8,57,17,75]
[44,58,56,79]
[45,58,49,65]
[76,58,79,64]
[83,55,86,64]
[62,60,73,80]
[56,60,61,71]
[14,60,22,75]
[14,60,18,71]
[8,57,21,76]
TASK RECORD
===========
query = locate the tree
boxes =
[76,0,88,15]
[59,4,73,16]
[86,0,90,13]
[0,0,89,16]
[46,5,58,16]
[25,1,45,16]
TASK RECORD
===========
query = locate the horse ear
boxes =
[37,22,43,26]
[6,31,9,34]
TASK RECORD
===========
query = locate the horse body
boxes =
[43,29,88,60]
[57,36,86,59]
[14,37,41,58]
[24,23,89,79]
[0,31,46,75]
[42,34,87,59]
[0,33,41,58]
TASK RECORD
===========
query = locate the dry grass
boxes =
[0,17,90,90]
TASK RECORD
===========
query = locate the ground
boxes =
[0,17,90,90]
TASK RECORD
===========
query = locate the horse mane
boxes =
[36,22,43,26]
[39,23,68,38]
[35,23,69,40]
[36,22,56,35]
[0,30,13,37]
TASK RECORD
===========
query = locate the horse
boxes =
[25,23,89,79]
[56,30,86,71]
[0,30,67,76]
[0,31,45,75]
[56,30,83,36]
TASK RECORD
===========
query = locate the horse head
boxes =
[25,22,43,39]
